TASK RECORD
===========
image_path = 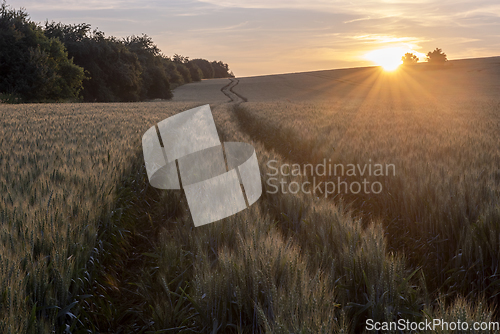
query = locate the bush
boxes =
[402,52,419,65]
[426,48,447,64]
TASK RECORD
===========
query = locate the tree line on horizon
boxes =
[0,1,234,103]
[402,48,448,65]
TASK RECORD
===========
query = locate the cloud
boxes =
[9,0,139,10]
[195,0,500,27]
[187,21,252,33]
[8,0,215,14]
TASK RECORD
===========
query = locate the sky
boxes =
[7,0,500,77]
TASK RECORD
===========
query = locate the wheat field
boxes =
[1,57,500,333]
[0,102,198,332]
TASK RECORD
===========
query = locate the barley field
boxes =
[1,57,500,333]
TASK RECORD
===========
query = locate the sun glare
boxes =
[365,47,405,71]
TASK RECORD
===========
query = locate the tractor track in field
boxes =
[221,78,248,103]
[82,78,247,333]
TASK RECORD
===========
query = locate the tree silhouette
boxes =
[426,48,447,64]
[401,53,418,65]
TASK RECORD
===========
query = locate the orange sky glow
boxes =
[8,0,500,76]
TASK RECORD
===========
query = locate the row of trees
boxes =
[401,48,448,65]
[0,2,233,102]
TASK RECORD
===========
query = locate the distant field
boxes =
[233,57,500,102]
[1,57,500,333]
[171,78,232,103]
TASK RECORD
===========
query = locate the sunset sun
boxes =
[365,47,406,71]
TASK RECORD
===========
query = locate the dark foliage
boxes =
[211,60,234,78]
[426,48,447,64]
[401,52,419,65]
[1,1,234,103]
[0,2,85,102]
[45,23,143,102]
[124,34,172,100]
[190,58,214,79]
